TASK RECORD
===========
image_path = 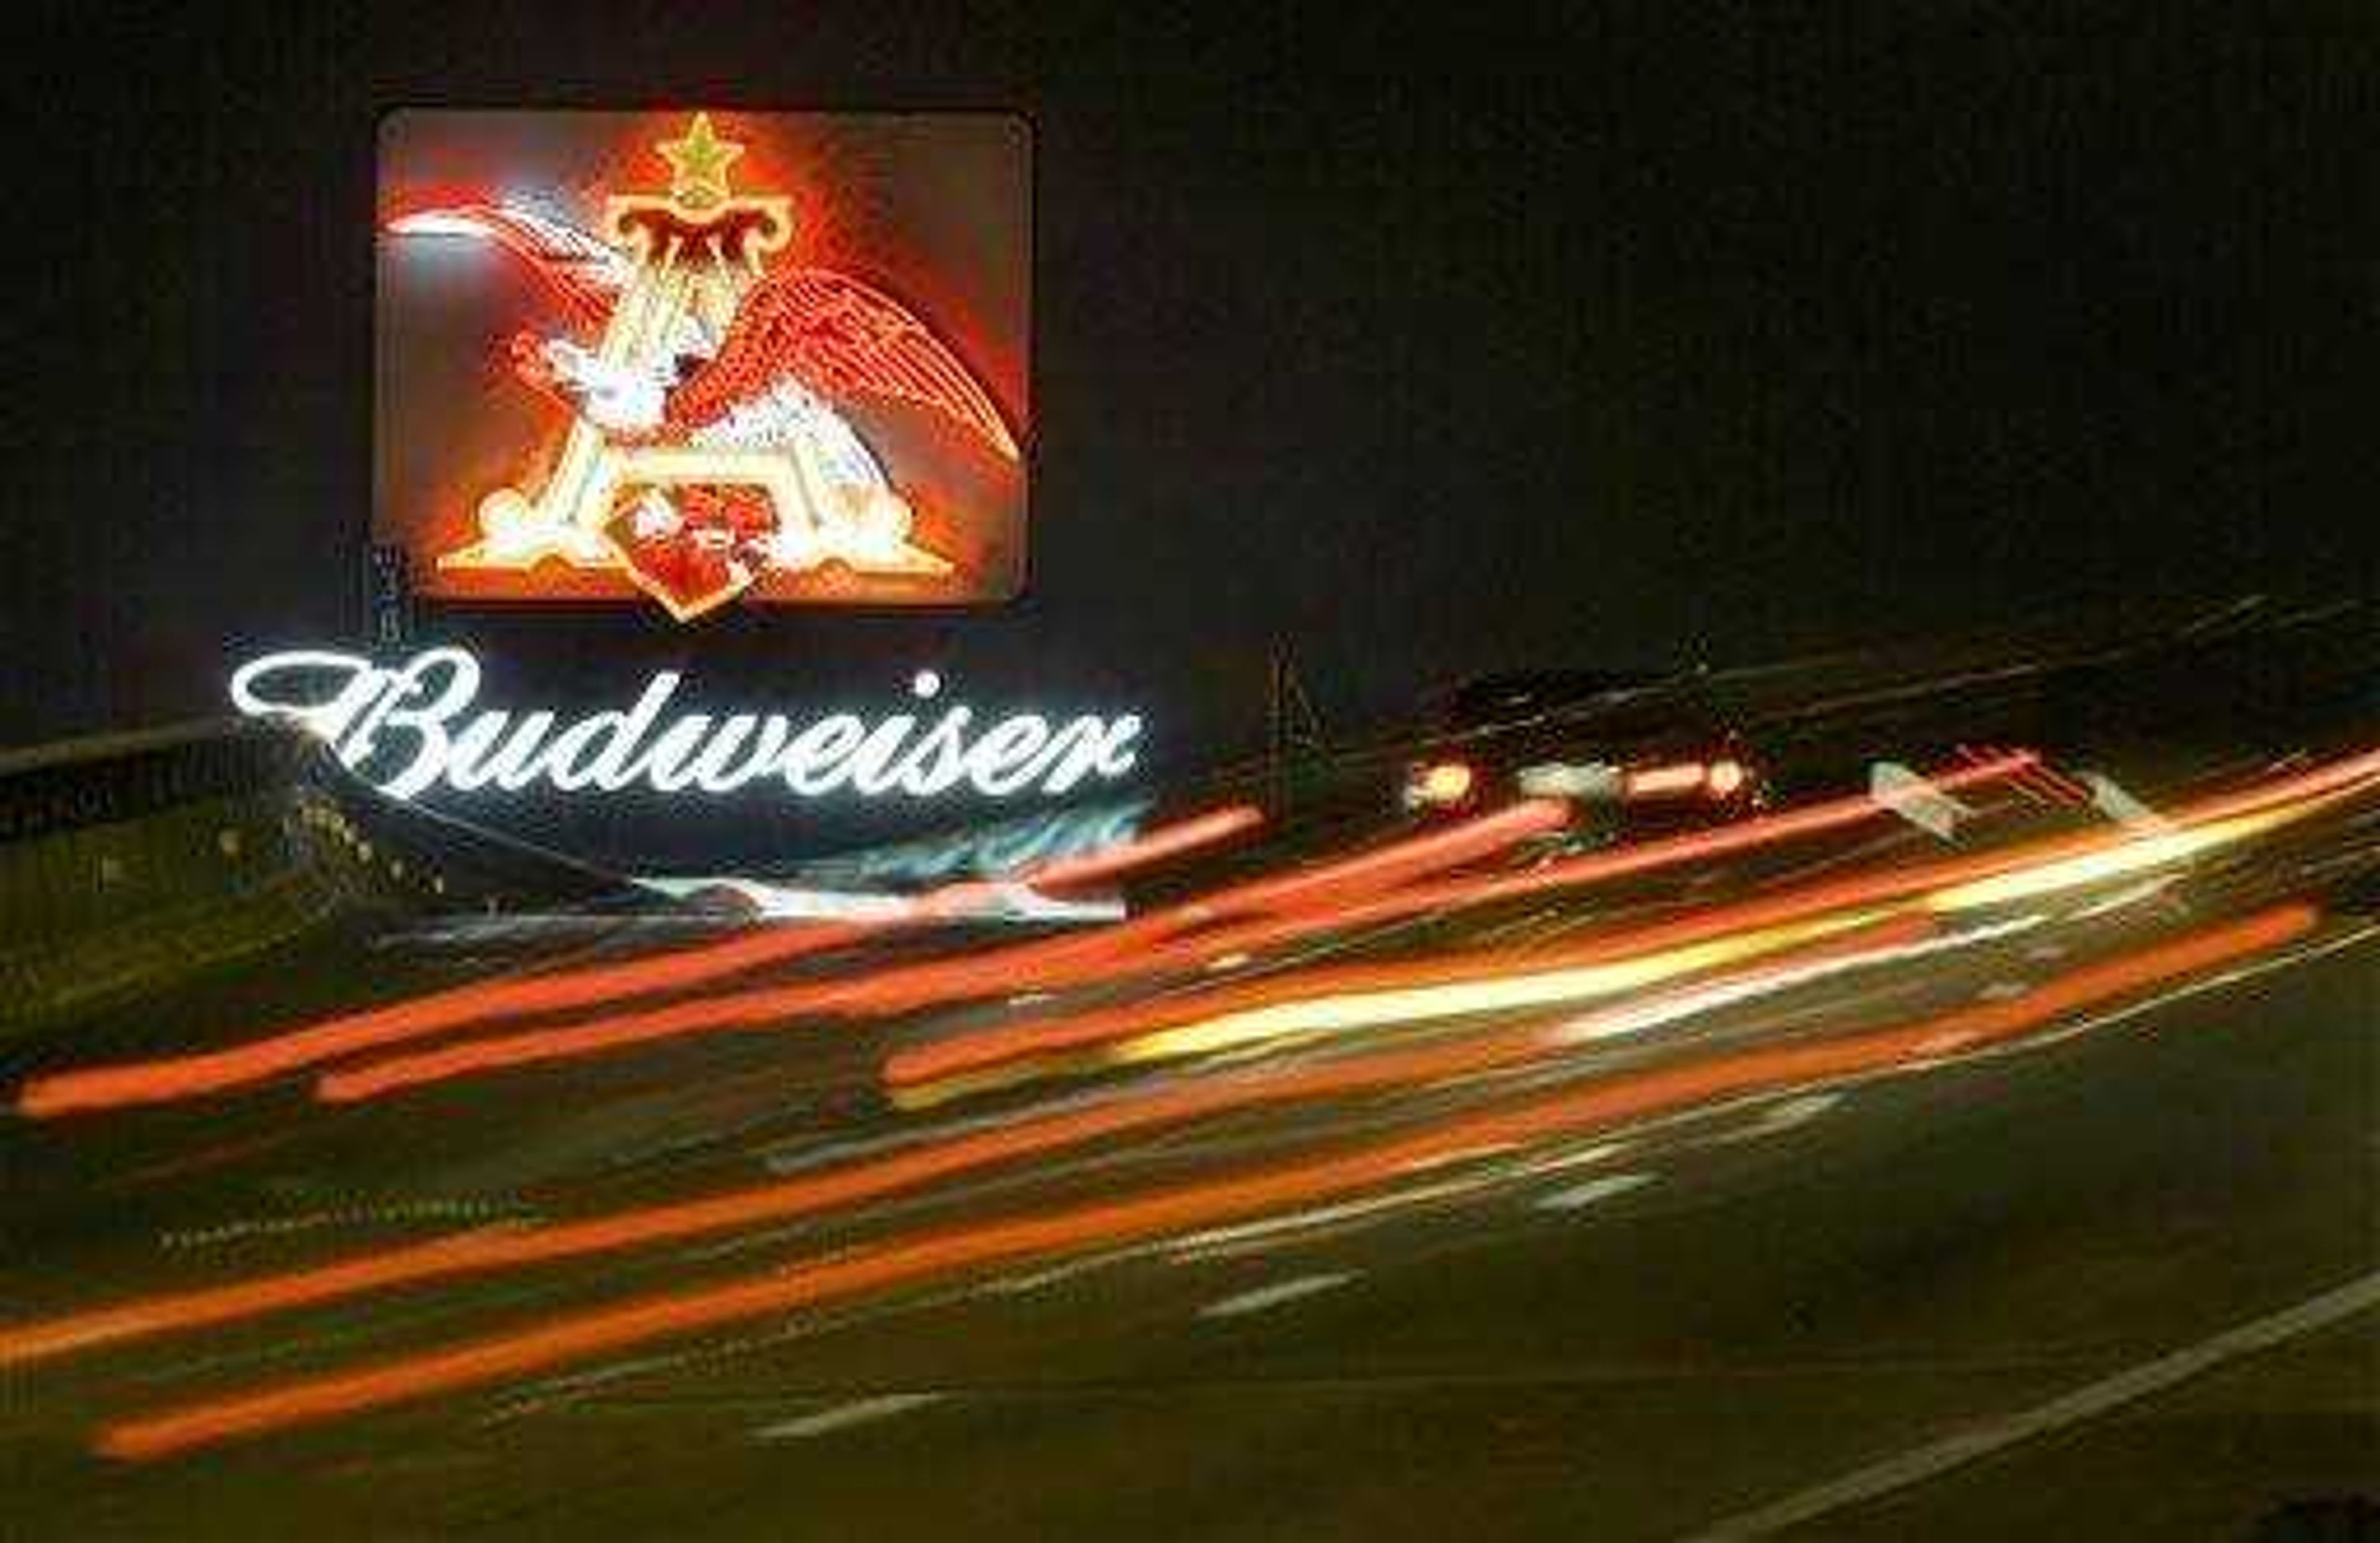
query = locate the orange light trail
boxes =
[305,757,2052,1105]
[0,918,1926,1375]
[41,745,2361,1116]
[14,803,1266,1120]
[1025,804,1264,889]
[324,744,2362,1104]
[304,801,1569,1103]
[877,747,2372,1094]
[16,921,869,1120]
[92,903,2317,1460]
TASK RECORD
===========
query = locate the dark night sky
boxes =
[6,3,2378,764]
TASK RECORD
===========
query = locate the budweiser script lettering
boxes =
[230,648,1144,802]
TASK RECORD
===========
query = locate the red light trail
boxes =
[89,905,2317,1460]
[0,917,1925,1374]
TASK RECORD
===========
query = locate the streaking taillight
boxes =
[1621,761,1706,799]
[1623,757,1753,802]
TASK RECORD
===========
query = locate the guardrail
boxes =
[0,720,623,1032]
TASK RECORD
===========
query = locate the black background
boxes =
[7,4,2377,788]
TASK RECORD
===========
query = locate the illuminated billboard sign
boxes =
[231,649,1141,804]
[227,110,1140,825]
[378,110,1029,619]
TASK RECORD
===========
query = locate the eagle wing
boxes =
[385,204,630,326]
[667,269,1021,462]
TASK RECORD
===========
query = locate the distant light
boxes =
[1410,761,1476,808]
[1705,758,1748,798]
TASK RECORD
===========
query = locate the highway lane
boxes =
[1,728,2374,1538]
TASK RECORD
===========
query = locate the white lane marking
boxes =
[1199,1272,1356,1319]
[1757,1092,1840,1130]
[979,1254,1122,1296]
[753,1392,946,1441]
[1173,1179,1483,1258]
[1731,1092,1841,1139]
[1684,1270,2380,1541]
[1975,980,2030,1001]
[1515,1141,1631,1177]
[1534,1171,1657,1212]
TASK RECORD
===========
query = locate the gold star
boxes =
[657,113,743,210]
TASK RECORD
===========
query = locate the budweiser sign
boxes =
[230,649,1142,804]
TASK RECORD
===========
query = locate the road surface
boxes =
[1,628,2373,1540]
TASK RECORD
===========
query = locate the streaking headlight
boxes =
[1516,761,1623,800]
[1405,760,1478,809]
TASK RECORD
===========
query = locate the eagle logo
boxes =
[390,114,1021,620]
